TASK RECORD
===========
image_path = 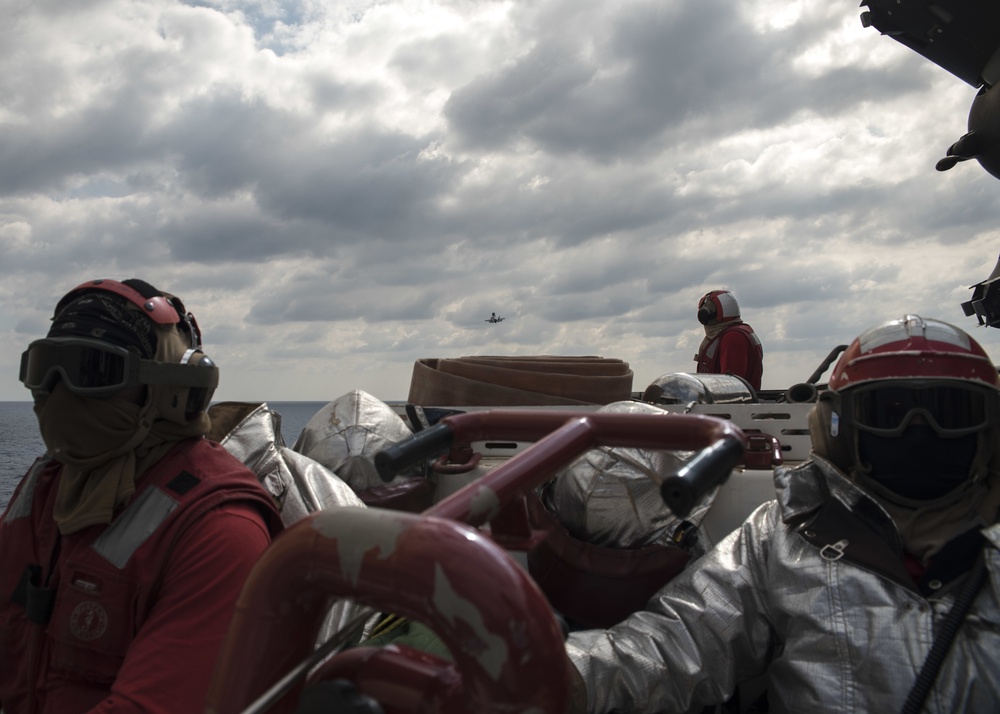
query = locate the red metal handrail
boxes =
[205,508,568,714]
[207,409,749,714]
[425,410,744,525]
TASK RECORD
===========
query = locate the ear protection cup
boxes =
[151,349,219,424]
[697,300,716,325]
[181,351,218,419]
[186,360,217,418]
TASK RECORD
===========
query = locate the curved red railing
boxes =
[207,410,750,714]
[416,410,745,525]
[205,508,569,714]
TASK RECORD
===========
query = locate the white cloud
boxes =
[2,0,999,404]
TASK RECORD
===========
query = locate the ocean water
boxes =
[0,401,330,512]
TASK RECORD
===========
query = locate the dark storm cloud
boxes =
[443,2,932,161]
[537,247,648,296]
[254,135,457,235]
[243,266,449,324]
[535,283,647,322]
[432,159,684,250]
[157,206,303,262]
[2,0,999,401]
[157,94,464,249]
[0,85,158,196]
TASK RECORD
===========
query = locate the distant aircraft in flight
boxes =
[485,312,505,323]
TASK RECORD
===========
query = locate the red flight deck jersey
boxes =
[0,438,282,714]
[695,323,764,391]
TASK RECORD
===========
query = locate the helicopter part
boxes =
[936,83,1000,178]
[860,0,1000,179]
[961,253,1000,327]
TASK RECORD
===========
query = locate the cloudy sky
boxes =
[1,0,998,403]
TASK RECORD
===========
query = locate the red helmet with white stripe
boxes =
[813,315,1000,502]
[829,314,1000,391]
[697,290,741,326]
[54,278,204,347]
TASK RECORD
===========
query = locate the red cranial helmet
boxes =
[829,314,999,391]
[54,278,204,347]
[697,290,741,326]
[813,315,1000,502]
[21,279,218,422]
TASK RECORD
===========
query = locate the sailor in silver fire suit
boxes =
[565,315,1000,713]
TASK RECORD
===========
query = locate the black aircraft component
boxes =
[860,0,1000,179]
[962,254,1000,328]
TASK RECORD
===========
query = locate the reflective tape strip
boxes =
[91,487,179,569]
[2,458,51,523]
[716,291,740,319]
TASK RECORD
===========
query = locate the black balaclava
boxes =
[858,426,979,501]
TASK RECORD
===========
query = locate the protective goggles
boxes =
[846,381,995,437]
[20,338,218,398]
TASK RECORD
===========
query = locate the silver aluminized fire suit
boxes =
[565,455,1000,713]
[208,401,371,642]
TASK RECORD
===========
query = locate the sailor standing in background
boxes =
[694,289,764,391]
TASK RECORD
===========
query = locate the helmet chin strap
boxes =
[858,469,999,571]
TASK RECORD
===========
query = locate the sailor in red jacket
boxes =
[694,289,764,391]
[0,279,283,714]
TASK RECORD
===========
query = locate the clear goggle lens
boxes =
[850,383,992,436]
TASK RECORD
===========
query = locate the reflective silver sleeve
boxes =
[564,501,779,713]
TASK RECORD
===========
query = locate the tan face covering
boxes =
[703,318,742,340]
[870,470,1000,563]
[811,390,1000,562]
[37,323,212,535]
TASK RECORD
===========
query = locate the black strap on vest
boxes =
[900,553,989,714]
[10,564,57,625]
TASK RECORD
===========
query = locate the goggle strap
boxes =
[136,361,219,389]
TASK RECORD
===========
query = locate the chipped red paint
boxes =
[207,409,750,714]
[206,508,569,714]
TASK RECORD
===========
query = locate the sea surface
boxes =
[0,401,330,511]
